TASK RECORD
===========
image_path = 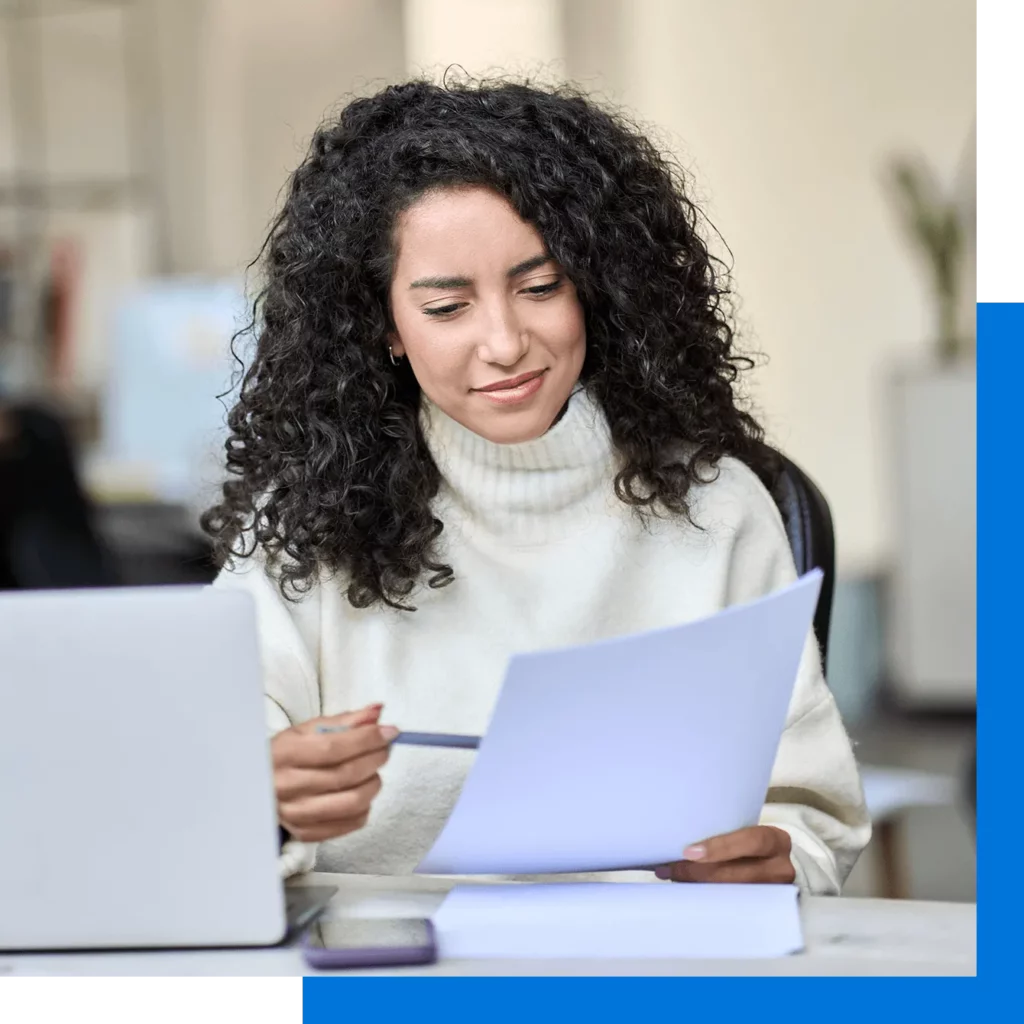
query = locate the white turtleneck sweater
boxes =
[215,389,871,893]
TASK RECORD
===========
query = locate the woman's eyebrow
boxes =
[408,253,553,290]
[507,253,553,278]
[409,273,472,290]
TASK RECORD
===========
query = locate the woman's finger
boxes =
[279,773,383,828]
[282,812,371,843]
[681,825,791,865]
[275,746,391,799]
[274,703,383,765]
[662,855,796,884]
[275,722,398,769]
[302,704,383,734]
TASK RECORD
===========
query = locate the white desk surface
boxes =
[0,873,975,977]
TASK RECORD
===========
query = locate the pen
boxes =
[316,724,481,749]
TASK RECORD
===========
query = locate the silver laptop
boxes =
[0,585,329,951]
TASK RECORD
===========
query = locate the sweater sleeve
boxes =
[213,554,323,725]
[718,461,872,894]
[213,556,322,878]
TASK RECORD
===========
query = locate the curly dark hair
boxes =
[202,76,774,610]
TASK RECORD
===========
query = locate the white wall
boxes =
[404,0,563,79]
[570,0,976,574]
[150,0,208,275]
[198,0,406,274]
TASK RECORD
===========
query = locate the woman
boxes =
[205,78,870,893]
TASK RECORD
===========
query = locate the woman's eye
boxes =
[522,279,562,297]
[423,303,465,317]
[421,279,561,317]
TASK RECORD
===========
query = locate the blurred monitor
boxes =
[101,278,248,509]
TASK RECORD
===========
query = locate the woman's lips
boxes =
[475,370,546,392]
[474,369,548,405]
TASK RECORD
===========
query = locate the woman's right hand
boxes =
[272,703,397,842]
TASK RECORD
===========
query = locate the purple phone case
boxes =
[302,920,438,970]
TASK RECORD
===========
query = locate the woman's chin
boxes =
[468,406,565,445]
[470,420,548,445]
[433,389,568,445]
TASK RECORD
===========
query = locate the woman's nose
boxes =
[477,304,530,367]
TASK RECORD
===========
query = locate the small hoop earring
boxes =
[388,344,401,366]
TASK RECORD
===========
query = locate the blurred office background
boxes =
[0,0,976,902]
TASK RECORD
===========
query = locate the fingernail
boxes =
[380,725,399,741]
[683,845,706,861]
[654,866,670,880]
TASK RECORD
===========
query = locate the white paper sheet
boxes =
[432,883,804,959]
[417,571,822,875]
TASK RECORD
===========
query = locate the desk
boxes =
[0,874,976,977]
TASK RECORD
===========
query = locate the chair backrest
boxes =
[762,451,836,669]
[0,403,118,590]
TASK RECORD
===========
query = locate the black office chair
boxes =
[760,450,836,667]
[0,402,119,590]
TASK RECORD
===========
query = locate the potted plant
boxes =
[886,155,973,364]
[883,144,976,710]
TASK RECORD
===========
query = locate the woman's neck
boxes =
[419,386,616,539]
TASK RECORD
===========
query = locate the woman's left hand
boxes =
[654,825,795,884]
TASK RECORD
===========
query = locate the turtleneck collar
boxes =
[419,386,617,540]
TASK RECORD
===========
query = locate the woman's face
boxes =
[388,186,586,444]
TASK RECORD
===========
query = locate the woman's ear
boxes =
[387,332,406,359]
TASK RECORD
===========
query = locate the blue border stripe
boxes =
[977,303,1015,977]
[302,976,974,1019]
